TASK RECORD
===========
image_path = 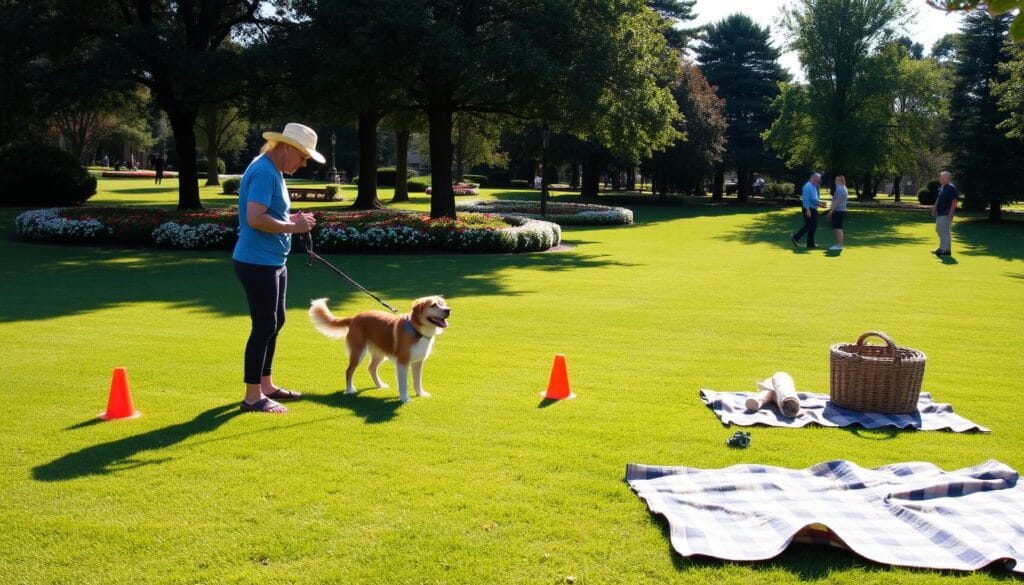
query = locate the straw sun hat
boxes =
[262,123,326,164]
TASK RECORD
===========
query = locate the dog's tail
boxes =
[308,298,351,340]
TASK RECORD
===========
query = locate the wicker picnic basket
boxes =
[829,331,926,414]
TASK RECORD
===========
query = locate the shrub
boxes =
[325,184,342,199]
[918,188,937,205]
[763,182,796,198]
[510,179,530,188]
[222,177,241,194]
[408,177,431,192]
[197,158,226,175]
[462,173,487,186]
[456,200,634,225]
[351,166,419,187]
[0,142,97,207]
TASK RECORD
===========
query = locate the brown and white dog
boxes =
[308,296,451,403]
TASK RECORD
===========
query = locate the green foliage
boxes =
[462,174,487,186]
[221,177,240,195]
[993,42,1024,141]
[0,143,96,207]
[946,10,1024,219]
[927,0,1024,40]
[764,182,797,198]
[197,158,226,175]
[918,188,937,205]
[407,177,431,193]
[352,167,420,187]
[767,0,911,175]
[698,13,789,191]
[647,0,700,51]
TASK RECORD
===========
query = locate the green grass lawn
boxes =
[2,178,1023,584]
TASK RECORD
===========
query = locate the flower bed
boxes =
[455,200,633,225]
[15,207,560,253]
[101,170,179,178]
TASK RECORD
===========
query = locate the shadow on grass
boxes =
[644,510,1022,580]
[33,403,240,482]
[0,209,632,324]
[719,208,934,250]
[955,218,1024,261]
[302,390,402,424]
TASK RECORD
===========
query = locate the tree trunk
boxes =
[391,129,410,203]
[168,108,202,210]
[454,122,465,181]
[427,106,455,219]
[892,173,901,203]
[206,149,220,187]
[353,109,383,210]
[989,196,1002,221]
[570,162,580,188]
[737,166,751,202]
[711,166,724,200]
[580,153,602,199]
[626,167,636,192]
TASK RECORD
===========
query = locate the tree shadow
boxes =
[954,218,1024,261]
[719,208,934,250]
[302,389,402,424]
[0,209,633,324]
[32,403,241,482]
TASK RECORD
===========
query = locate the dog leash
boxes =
[297,231,400,315]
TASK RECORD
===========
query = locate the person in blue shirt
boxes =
[933,171,958,257]
[791,172,822,249]
[233,123,324,413]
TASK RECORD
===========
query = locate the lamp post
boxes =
[329,133,339,183]
[541,125,550,217]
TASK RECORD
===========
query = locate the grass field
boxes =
[2,178,1022,584]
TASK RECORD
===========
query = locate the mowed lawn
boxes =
[1,178,1023,584]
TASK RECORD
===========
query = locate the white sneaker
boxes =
[829,245,843,250]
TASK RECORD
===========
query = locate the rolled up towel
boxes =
[770,371,801,417]
[745,379,776,411]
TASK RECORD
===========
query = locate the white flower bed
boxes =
[152,221,238,249]
[315,215,560,253]
[14,208,110,241]
[455,200,633,225]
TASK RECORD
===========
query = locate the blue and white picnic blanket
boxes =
[700,389,989,433]
[626,459,1024,573]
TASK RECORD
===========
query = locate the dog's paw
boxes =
[345,387,357,395]
[376,382,390,389]
[399,396,411,404]
[415,390,431,398]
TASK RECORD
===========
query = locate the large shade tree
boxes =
[946,10,1023,220]
[40,0,284,209]
[698,13,788,200]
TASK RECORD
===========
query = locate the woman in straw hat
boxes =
[233,123,325,413]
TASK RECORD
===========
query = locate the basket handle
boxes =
[855,331,899,361]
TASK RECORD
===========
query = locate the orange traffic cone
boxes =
[99,367,141,420]
[541,354,576,400]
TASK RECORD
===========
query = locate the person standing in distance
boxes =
[933,171,958,257]
[826,175,848,250]
[791,172,822,249]
[233,123,323,413]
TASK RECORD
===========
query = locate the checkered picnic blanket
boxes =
[700,389,989,433]
[626,459,1024,573]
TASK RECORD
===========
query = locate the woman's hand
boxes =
[290,211,316,233]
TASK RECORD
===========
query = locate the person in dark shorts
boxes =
[826,175,848,250]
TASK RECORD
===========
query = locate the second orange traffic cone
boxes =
[541,354,576,400]
[99,367,142,420]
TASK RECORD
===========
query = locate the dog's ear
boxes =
[410,297,428,323]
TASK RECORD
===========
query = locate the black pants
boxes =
[793,208,818,247]
[234,260,287,385]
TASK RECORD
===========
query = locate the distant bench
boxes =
[289,187,340,202]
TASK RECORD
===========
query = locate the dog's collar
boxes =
[404,319,430,340]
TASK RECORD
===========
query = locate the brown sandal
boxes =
[264,388,302,401]
[240,398,287,413]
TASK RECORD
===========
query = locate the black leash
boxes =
[298,232,400,314]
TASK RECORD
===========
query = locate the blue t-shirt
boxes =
[232,155,291,266]
[935,183,958,216]
[801,181,820,209]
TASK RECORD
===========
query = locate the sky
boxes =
[688,0,965,79]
